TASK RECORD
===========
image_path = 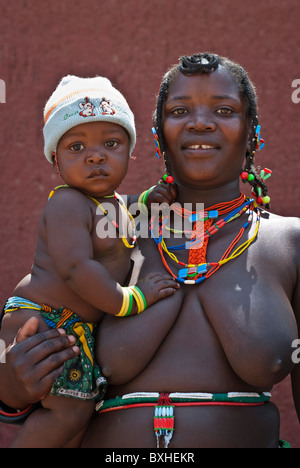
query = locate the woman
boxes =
[1,53,300,447]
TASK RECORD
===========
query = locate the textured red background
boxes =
[0,0,299,448]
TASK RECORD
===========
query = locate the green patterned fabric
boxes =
[4,296,107,401]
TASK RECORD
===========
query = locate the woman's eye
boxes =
[105,140,118,148]
[216,108,233,115]
[171,108,187,116]
[70,143,84,152]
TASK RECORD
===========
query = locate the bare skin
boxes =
[81,69,300,448]
[0,121,177,447]
[1,68,299,448]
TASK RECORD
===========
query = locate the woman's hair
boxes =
[153,52,269,206]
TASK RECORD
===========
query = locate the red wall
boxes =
[0,0,299,447]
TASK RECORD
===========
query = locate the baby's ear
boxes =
[52,151,62,178]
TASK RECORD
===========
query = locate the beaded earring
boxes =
[152,127,162,159]
[152,127,174,184]
[240,124,271,208]
[52,151,64,181]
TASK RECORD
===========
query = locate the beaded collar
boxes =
[150,194,260,285]
[48,185,136,249]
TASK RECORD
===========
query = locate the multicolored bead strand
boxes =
[154,393,175,448]
[116,286,147,317]
[150,196,260,285]
[89,192,137,249]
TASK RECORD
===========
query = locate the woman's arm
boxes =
[291,228,300,423]
[0,316,79,409]
[97,289,183,384]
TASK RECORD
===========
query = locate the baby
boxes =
[1,75,178,447]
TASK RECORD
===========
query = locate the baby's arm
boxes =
[127,182,177,213]
[46,188,177,319]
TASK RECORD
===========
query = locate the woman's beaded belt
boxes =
[96,391,271,448]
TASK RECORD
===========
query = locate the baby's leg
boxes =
[10,394,95,448]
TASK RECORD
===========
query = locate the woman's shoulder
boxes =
[262,210,300,230]
[260,210,300,253]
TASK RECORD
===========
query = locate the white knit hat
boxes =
[43,75,136,163]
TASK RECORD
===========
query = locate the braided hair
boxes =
[153,52,270,208]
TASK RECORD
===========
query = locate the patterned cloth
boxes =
[4,296,107,401]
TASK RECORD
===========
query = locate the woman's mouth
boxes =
[186,144,218,150]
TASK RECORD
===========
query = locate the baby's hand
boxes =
[136,272,179,309]
[146,183,177,210]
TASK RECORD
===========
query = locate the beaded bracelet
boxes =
[116,286,147,317]
[0,401,39,425]
[138,186,156,215]
[129,286,147,314]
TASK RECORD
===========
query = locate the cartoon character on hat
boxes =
[79,97,95,117]
[100,97,115,115]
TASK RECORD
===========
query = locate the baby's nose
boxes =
[87,149,106,164]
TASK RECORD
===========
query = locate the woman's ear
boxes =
[246,122,253,155]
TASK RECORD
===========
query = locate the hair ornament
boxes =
[260,168,272,181]
[255,124,265,151]
[152,127,162,159]
[179,53,219,75]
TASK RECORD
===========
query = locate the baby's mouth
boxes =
[88,169,108,178]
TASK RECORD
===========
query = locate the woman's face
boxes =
[162,67,251,190]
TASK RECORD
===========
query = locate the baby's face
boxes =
[56,121,130,198]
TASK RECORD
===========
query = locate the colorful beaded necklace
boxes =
[150,195,260,284]
[48,185,137,249]
[89,192,137,249]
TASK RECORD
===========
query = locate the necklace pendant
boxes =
[208,210,219,219]
[178,263,208,279]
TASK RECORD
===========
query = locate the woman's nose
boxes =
[186,111,216,132]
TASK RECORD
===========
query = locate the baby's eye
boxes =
[70,143,84,152]
[105,140,119,148]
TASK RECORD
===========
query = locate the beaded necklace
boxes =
[88,192,137,249]
[150,195,260,285]
[48,185,136,249]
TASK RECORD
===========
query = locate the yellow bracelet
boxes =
[138,186,156,215]
[129,286,147,314]
[116,287,133,317]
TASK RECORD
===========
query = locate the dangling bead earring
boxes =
[152,127,174,184]
[152,127,162,159]
[161,171,174,185]
[240,124,271,208]
[52,151,64,181]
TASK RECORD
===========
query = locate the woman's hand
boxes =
[2,317,79,408]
